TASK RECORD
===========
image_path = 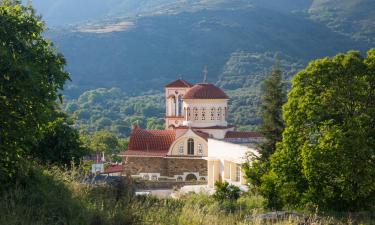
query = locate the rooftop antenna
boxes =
[203,65,208,83]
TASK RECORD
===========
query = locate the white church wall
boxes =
[182,99,228,127]
[167,129,208,156]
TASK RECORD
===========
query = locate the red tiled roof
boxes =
[192,130,209,141]
[126,128,176,156]
[225,131,263,138]
[165,79,193,88]
[183,83,228,99]
[103,165,123,174]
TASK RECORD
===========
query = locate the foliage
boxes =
[31,115,88,167]
[213,181,241,203]
[0,0,69,180]
[64,88,165,136]
[309,0,375,43]
[2,164,374,225]
[264,49,375,211]
[243,63,285,204]
[80,129,128,162]
[258,63,286,160]
[243,159,269,190]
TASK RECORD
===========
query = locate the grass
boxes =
[1,164,374,225]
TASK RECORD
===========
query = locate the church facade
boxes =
[120,78,261,183]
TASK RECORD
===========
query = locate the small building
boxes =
[206,134,261,190]
[101,164,124,176]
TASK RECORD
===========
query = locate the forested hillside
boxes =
[309,0,375,43]
[29,0,374,133]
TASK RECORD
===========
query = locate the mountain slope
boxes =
[309,0,375,43]
[49,6,368,97]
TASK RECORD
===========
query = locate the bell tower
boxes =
[164,78,192,129]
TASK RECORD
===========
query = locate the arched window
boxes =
[178,95,183,116]
[210,107,215,120]
[177,176,183,181]
[187,138,194,155]
[193,107,199,121]
[173,97,176,116]
[187,107,191,120]
[201,108,206,120]
[217,107,222,120]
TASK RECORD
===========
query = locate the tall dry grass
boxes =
[1,163,374,225]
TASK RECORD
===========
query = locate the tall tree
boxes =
[0,1,69,180]
[266,49,375,210]
[31,114,88,166]
[258,63,286,160]
[243,63,285,200]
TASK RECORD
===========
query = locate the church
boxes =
[120,77,262,187]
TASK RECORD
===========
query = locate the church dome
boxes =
[183,83,228,99]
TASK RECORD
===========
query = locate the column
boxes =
[230,162,237,182]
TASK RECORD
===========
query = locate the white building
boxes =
[206,138,261,190]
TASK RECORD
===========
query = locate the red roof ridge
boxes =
[225,131,263,138]
[183,83,228,99]
[165,79,193,88]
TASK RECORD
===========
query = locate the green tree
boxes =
[258,64,286,160]
[266,49,375,211]
[0,1,69,180]
[31,115,88,166]
[243,63,285,198]
[213,181,241,203]
[87,130,124,161]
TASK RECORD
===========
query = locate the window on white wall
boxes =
[187,107,191,120]
[187,138,194,155]
[217,107,222,120]
[178,95,183,116]
[179,145,184,155]
[194,107,198,120]
[201,108,206,120]
[198,144,203,155]
[210,108,215,120]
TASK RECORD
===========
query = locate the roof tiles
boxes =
[165,79,193,88]
[183,83,228,99]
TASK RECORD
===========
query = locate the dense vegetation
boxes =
[309,0,375,43]
[245,49,375,211]
[0,1,74,180]
[64,88,165,136]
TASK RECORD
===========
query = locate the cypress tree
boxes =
[258,63,286,160]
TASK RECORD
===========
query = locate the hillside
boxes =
[49,6,369,96]
[309,0,375,43]
[32,0,374,132]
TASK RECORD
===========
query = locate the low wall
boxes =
[124,156,207,178]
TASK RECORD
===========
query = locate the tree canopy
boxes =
[0,1,69,180]
[265,49,375,211]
